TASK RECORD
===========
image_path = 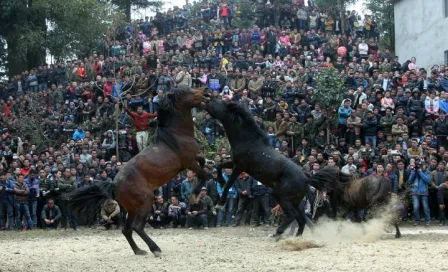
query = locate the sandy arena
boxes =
[2,218,448,272]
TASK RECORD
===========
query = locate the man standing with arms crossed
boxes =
[125,105,157,152]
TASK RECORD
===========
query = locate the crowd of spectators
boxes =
[1,0,448,233]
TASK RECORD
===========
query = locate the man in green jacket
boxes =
[57,167,78,231]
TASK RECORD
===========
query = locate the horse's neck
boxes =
[171,110,194,136]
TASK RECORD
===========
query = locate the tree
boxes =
[364,0,395,53]
[110,0,164,22]
[314,0,358,32]
[312,67,345,140]
[0,0,113,78]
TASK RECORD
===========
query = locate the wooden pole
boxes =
[115,103,120,162]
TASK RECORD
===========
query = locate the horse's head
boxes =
[202,96,229,120]
[159,85,207,112]
[203,97,250,127]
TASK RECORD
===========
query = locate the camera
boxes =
[414,158,422,170]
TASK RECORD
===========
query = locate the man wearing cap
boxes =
[186,187,215,230]
[433,110,448,149]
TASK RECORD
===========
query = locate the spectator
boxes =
[408,162,431,226]
[148,195,170,229]
[233,172,253,227]
[57,167,78,231]
[251,177,271,227]
[125,105,157,152]
[41,199,61,230]
[438,177,448,226]
[0,173,14,230]
[216,168,237,227]
[187,187,214,230]
[14,174,33,230]
[168,196,187,228]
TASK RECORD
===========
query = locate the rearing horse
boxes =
[202,98,312,239]
[70,86,207,256]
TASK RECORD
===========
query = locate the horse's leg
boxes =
[189,159,210,196]
[272,192,297,241]
[122,212,147,255]
[295,201,313,237]
[133,192,162,257]
[394,222,402,238]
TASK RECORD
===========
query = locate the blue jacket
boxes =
[25,177,40,200]
[338,106,352,125]
[408,170,431,196]
[217,172,237,198]
[250,178,269,196]
[441,76,448,92]
[387,171,398,194]
[440,99,448,113]
[0,179,14,203]
[72,129,85,141]
[112,82,124,100]
[181,179,194,201]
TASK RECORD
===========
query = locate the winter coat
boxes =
[101,199,120,220]
[408,170,431,196]
[338,106,352,125]
[13,181,30,204]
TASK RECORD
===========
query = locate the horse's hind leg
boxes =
[394,223,402,238]
[133,193,162,257]
[272,196,297,241]
[122,212,147,255]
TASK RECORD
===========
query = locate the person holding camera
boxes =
[407,160,431,226]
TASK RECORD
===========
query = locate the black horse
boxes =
[202,98,319,238]
[309,169,403,238]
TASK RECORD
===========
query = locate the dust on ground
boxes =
[1,223,448,272]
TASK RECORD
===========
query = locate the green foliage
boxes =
[232,0,256,29]
[110,0,164,21]
[35,0,111,60]
[313,67,344,126]
[0,0,117,77]
[365,0,395,52]
[194,111,231,159]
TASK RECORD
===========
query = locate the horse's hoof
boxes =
[271,233,282,242]
[153,250,162,257]
[135,249,148,256]
[395,233,402,239]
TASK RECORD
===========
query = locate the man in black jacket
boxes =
[251,178,271,226]
[433,110,448,149]
[438,178,448,226]
[41,199,62,229]
[233,172,253,227]
[148,195,171,229]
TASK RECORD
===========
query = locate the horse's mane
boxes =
[225,102,270,145]
[152,85,193,153]
[309,167,351,193]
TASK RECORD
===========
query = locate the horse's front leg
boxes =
[189,160,209,196]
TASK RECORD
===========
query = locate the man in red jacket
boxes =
[125,105,157,152]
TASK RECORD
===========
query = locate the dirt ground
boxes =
[1,220,448,272]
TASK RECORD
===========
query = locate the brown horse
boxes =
[70,86,207,256]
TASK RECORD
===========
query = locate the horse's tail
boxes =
[69,182,116,213]
[309,168,350,194]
